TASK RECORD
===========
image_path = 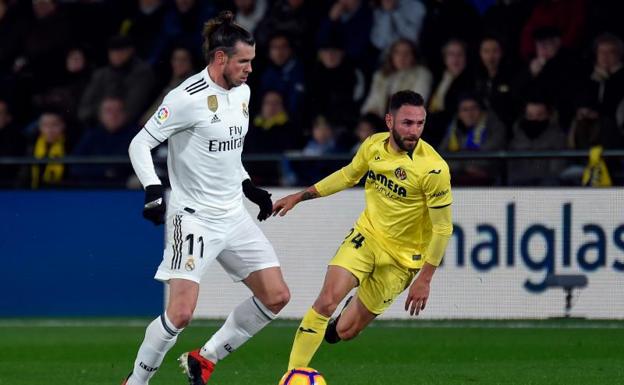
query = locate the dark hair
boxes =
[533,26,561,42]
[381,38,418,76]
[593,32,624,58]
[202,10,255,63]
[388,91,424,113]
[457,92,484,110]
[359,112,385,131]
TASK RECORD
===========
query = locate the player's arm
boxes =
[129,129,166,224]
[128,93,191,225]
[272,136,371,217]
[405,162,453,315]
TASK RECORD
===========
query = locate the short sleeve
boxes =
[422,161,453,208]
[143,91,193,142]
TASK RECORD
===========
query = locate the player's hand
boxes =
[404,277,430,316]
[272,194,300,217]
[242,179,273,221]
[143,184,166,225]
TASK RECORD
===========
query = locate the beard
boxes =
[391,126,418,152]
[223,71,241,88]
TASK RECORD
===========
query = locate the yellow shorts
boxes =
[329,227,419,315]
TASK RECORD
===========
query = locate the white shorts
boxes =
[154,207,280,284]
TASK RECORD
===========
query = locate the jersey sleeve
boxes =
[143,91,193,142]
[314,136,371,196]
[421,161,453,208]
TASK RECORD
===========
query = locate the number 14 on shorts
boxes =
[342,228,365,249]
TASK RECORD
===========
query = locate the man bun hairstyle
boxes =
[202,10,255,63]
[388,90,425,114]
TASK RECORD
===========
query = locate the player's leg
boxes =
[197,211,286,367]
[288,265,359,369]
[125,211,223,385]
[334,295,376,341]
[125,279,199,385]
[331,247,419,344]
[199,266,290,364]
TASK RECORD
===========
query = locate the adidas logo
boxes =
[211,115,221,123]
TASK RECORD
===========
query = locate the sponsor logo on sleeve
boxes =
[155,106,170,124]
[430,189,449,198]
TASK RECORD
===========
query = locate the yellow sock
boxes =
[287,307,330,370]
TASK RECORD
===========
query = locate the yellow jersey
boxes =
[315,133,453,268]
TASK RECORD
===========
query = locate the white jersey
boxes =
[142,69,251,218]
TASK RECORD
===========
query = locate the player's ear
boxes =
[215,50,226,65]
[385,113,393,131]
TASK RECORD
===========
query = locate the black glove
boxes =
[242,179,272,221]
[143,184,166,225]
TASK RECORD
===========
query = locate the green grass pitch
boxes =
[1,319,623,385]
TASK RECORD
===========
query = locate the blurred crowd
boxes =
[0,0,623,188]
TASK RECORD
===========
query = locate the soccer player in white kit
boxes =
[122,11,290,385]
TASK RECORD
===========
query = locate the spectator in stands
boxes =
[303,115,340,156]
[78,36,155,126]
[514,27,579,129]
[507,98,566,186]
[439,93,506,185]
[234,0,268,34]
[475,35,515,131]
[370,0,426,55]
[520,0,587,60]
[482,0,535,65]
[560,98,624,185]
[361,38,432,118]
[13,0,70,89]
[585,33,624,120]
[255,0,322,62]
[0,99,25,187]
[426,38,475,147]
[247,90,299,153]
[351,112,384,153]
[26,108,70,189]
[160,0,216,58]
[307,35,365,130]
[34,46,92,122]
[317,0,375,74]
[120,0,167,66]
[419,0,481,73]
[568,99,623,151]
[141,46,195,126]
[260,33,305,121]
[245,90,298,185]
[72,96,136,186]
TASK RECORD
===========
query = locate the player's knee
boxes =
[336,323,360,341]
[262,287,291,314]
[167,308,194,328]
[313,293,340,317]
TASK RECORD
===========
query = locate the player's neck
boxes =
[387,138,404,154]
[206,66,231,90]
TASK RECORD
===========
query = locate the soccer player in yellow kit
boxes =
[272,90,453,370]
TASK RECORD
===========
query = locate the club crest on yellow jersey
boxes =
[394,167,407,180]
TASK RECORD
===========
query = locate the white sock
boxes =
[127,313,182,385]
[200,296,276,363]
